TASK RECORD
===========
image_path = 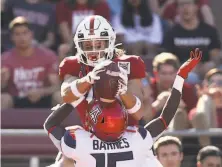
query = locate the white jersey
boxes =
[61,126,162,167]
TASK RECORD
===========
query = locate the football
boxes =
[94,62,120,100]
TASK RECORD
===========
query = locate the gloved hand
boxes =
[177,48,202,79]
[83,60,112,84]
[116,67,128,96]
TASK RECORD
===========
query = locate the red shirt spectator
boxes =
[1,17,60,109]
[150,78,198,112]
[2,47,58,97]
[56,0,110,43]
[163,0,208,23]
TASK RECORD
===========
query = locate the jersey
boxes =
[60,126,162,167]
[59,55,146,127]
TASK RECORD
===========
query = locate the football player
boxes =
[59,15,152,128]
[58,15,151,166]
[44,48,202,167]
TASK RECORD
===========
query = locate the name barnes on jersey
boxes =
[93,138,130,150]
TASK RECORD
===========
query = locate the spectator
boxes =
[112,0,163,57]
[162,0,221,81]
[1,17,61,109]
[160,0,215,26]
[189,68,222,147]
[56,0,110,44]
[4,0,56,49]
[154,136,183,167]
[150,52,198,130]
[197,146,222,167]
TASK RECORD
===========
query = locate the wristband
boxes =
[70,80,86,97]
[172,75,184,93]
[127,96,141,114]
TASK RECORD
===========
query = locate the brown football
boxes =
[94,62,120,100]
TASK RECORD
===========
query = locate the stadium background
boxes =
[1,0,222,166]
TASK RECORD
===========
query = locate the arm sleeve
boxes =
[145,88,181,139]
[43,103,74,150]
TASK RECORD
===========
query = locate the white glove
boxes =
[116,67,128,96]
[82,60,113,84]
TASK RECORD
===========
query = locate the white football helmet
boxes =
[74,15,116,67]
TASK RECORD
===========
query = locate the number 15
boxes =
[91,151,134,167]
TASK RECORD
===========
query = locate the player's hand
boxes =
[177,48,202,79]
[84,60,112,84]
[116,67,128,96]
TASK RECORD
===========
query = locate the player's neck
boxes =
[180,17,199,30]
[16,47,34,57]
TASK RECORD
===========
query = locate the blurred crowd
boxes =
[1,0,222,149]
[153,135,222,167]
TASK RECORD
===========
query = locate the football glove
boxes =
[177,48,202,79]
[83,60,113,84]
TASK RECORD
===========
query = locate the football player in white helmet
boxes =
[57,14,152,167]
[73,15,116,67]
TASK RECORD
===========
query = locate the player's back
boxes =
[61,126,157,167]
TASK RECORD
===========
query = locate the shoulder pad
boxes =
[64,130,76,149]
[137,126,148,140]
[59,56,81,80]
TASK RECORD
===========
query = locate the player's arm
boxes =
[122,57,152,121]
[43,98,84,151]
[43,103,73,150]
[144,48,202,139]
[61,74,91,103]
[60,59,112,105]
[128,78,153,123]
[120,92,143,120]
[116,67,142,120]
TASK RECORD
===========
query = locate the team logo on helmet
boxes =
[89,106,102,124]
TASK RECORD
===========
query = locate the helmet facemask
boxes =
[76,36,115,67]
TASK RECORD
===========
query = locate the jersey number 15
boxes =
[91,151,133,167]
